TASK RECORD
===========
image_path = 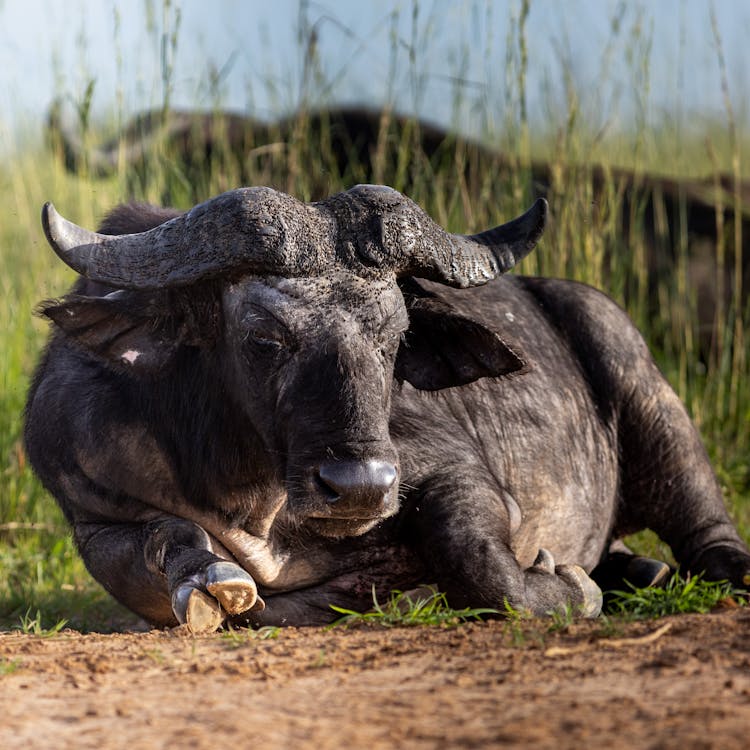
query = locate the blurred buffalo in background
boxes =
[48,102,749,358]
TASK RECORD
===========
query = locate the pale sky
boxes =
[1,0,748,143]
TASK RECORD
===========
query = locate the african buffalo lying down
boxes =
[26,185,750,632]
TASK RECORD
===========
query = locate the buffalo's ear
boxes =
[395,298,528,391]
[41,291,199,376]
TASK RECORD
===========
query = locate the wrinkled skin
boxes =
[25,202,750,631]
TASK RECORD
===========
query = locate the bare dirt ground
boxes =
[1,607,749,749]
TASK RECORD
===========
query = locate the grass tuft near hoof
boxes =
[328,585,498,629]
[605,572,746,619]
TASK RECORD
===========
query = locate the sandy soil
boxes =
[1,607,749,749]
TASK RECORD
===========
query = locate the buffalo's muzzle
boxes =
[316,459,398,512]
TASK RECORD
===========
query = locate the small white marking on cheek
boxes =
[121,350,141,365]
[505,312,516,322]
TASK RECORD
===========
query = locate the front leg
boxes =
[233,541,426,628]
[75,516,262,633]
[406,479,602,617]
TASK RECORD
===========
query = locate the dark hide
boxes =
[25,199,750,630]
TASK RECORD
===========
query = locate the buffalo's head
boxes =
[40,185,546,537]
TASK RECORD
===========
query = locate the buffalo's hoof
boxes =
[556,563,603,618]
[690,546,750,590]
[206,561,265,615]
[626,556,672,589]
[172,586,224,634]
[529,548,603,618]
[171,561,264,633]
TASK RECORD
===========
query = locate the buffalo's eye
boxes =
[247,328,286,348]
[242,311,291,351]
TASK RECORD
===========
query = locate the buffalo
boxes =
[47,104,468,202]
[25,184,750,632]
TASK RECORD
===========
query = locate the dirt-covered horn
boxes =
[42,184,545,290]
[335,184,546,287]
[41,187,335,289]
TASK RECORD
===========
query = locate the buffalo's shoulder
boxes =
[520,277,649,354]
[516,276,655,399]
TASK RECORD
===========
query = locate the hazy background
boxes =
[1,0,748,155]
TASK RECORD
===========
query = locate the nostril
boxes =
[315,472,341,503]
[316,460,398,505]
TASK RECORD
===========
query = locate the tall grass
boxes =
[0,1,748,630]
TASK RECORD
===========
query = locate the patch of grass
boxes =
[605,572,745,620]
[0,658,21,676]
[221,625,281,648]
[592,616,628,640]
[14,607,68,637]
[547,604,577,633]
[310,649,327,668]
[498,599,540,647]
[142,648,167,665]
[329,586,498,629]
[0,533,139,633]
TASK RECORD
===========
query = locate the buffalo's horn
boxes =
[41,188,332,289]
[43,185,546,290]
[409,197,547,287]
[339,184,546,287]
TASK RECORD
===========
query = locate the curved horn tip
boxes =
[531,197,548,230]
[41,201,54,225]
[518,197,548,248]
[41,202,107,263]
[41,202,60,246]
